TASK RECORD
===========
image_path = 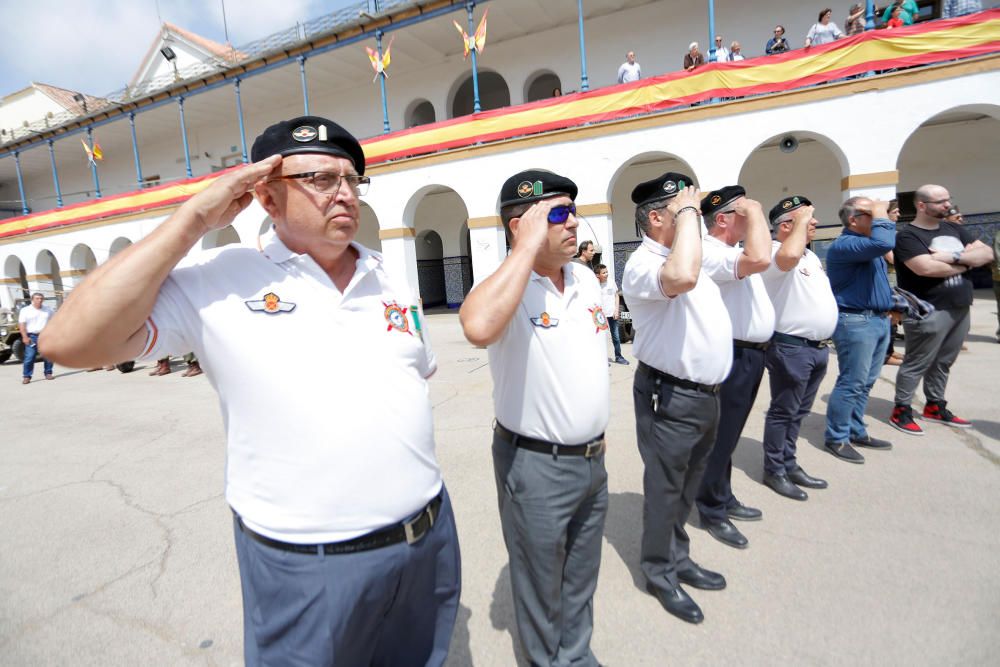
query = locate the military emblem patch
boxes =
[517,181,534,198]
[663,180,677,194]
[589,306,609,333]
[711,194,722,205]
[530,311,559,328]
[291,125,317,142]
[384,301,412,335]
[245,292,295,314]
[783,200,793,209]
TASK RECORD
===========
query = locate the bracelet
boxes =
[675,206,700,218]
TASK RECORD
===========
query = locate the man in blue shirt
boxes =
[823,197,896,464]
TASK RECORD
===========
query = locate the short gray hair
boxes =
[771,212,793,233]
[838,196,867,227]
[634,198,670,236]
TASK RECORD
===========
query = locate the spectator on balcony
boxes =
[552,87,562,97]
[684,42,704,71]
[845,3,866,35]
[712,35,730,62]
[882,0,919,25]
[886,5,905,29]
[943,0,982,18]
[729,42,745,61]
[805,9,844,48]
[766,25,790,55]
[618,51,642,84]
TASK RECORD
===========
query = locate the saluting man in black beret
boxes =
[621,172,732,624]
[461,169,611,666]
[41,116,461,666]
[694,185,774,551]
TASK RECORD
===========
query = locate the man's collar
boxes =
[257,227,380,272]
[641,235,671,256]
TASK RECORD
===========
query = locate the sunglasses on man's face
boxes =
[547,204,577,224]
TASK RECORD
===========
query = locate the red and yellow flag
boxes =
[453,8,488,59]
[364,36,395,82]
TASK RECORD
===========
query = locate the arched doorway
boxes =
[608,152,700,286]
[409,186,471,307]
[109,237,133,257]
[356,202,383,252]
[738,131,848,259]
[406,99,436,128]
[202,225,241,249]
[451,70,511,118]
[69,244,97,292]
[416,230,446,307]
[3,255,29,307]
[35,250,63,304]
[525,71,562,102]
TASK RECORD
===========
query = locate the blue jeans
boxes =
[608,317,623,358]
[825,312,890,443]
[23,333,53,379]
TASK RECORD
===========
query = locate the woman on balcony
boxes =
[805,8,844,47]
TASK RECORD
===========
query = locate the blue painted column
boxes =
[707,0,717,62]
[376,30,391,133]
[13,151,29,215]
[577,0,589,91]
[86,127,102,198]
[177,97,193,178]
[234,78,249,163]
[299,55,310,116]
[47,140,63,207]
[466,1,481,113]
[128,112,144,189]
[865,0,875,30]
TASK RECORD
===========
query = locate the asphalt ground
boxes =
[2,292,998,666]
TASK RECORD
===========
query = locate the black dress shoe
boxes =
[726,501,762,522]
[645,582,704,624]
[851,434,893,450]
[787,466,828,489]
[763,473,808,501]
[825,441,865,464]
[677,562,726,590]
[705,519,749,549]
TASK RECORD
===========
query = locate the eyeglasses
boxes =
[268,171,370,195]
[920,198,951,205]
[547,204,577,224]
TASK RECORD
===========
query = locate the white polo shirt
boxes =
[622,236,733,385]
[483,262,610,444]
[702,235,775,343]
[18,304,53,334]
[140,230,441,543]
[760,240,838,341]
[599,281,618,318]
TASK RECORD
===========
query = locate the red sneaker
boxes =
[890,405,924,436]
[921,402,972,429]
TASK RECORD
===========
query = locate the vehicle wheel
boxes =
[117,361,136,373]
[619,323,634,344]
[12,339,24,362]
[0,349,10,364]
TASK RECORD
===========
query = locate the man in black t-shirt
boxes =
[889,185,994,435]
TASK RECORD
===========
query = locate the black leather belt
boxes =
[734,339,769,350]
[839,307,888,317]
[235,491,443,555]
[495,422,605,458]
[772,332,831,348]
[637,361,721,394]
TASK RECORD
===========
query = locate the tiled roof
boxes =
[32,83,106,116]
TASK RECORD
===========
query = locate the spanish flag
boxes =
[81,137,104,164]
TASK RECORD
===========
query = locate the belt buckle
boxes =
[404,504,433,545]
[585,440,604,458]
[818,339,831,348]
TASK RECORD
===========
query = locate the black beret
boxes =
[499,170,578,209]
[250,116,366,174]
[700,185,746,217]
[768,195,813,224]
[630,172,694,207]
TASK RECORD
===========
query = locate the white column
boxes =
[379,228,419,296]
[469,216,507,283]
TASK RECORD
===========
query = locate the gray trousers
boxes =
[233,488,461,667]
[633,369,719,591]
[492,431,608,667]
[894,306,970,406]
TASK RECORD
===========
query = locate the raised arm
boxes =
[459,199,554,347]
[734,198,772,277]
[774,205,814,272]
[659,186,703,297]
[39,156,281,368]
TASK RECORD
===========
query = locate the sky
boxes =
[0,0,364,97]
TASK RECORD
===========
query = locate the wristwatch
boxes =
[952,250,963,264]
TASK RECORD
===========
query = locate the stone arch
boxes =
[524,70,562,102]
[896,104,1000,220]
[405,184,472,307]
[607,152,700,281]
[202,225,241,249]
[405,99,437,128]
[109,237,133,257]
[450,69,511,119]
[70,244,97,272]
[3,254,29,306]
[34,249,63,303]
[738,132,849,242]
[356,202,382,252]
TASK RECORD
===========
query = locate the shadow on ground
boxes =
[488,564,528,667]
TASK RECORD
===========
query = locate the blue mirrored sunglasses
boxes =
[547,204,577,224]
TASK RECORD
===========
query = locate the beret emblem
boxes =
[291,126,318,142]
[517,181,534,198]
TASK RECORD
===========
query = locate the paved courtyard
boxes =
[1,292,998,666]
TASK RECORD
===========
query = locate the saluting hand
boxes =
[870,199,890,219]
[792,204,815,225]
[186,155,282,236]
[517,199,558,254]
[733,197,763,217]
[666,186,701,219]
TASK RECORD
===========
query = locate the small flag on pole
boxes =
[453,8,488,60]
[365,36,395,82]
[81,137,103,164]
